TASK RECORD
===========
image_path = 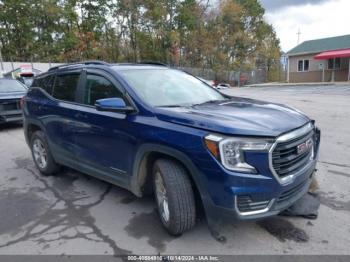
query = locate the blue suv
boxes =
[23,61,320,235]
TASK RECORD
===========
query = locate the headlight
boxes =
[204,134,273,173]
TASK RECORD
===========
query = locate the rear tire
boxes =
[153,159,196,235]
[30,131,60,175]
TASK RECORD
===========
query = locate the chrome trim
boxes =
[269,122,315,186]
[205,134,224,142]
[277,122,313,142]
[235,197,275,216]
[110,166,126,174]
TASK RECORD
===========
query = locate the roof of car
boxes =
[112,64,169,71]
[47,61,168,73]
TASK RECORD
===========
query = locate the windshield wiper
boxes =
[158,99,228,108]
[157,105,183,108]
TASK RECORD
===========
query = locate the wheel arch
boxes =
[130,144,208,203]
[24,119,46,145]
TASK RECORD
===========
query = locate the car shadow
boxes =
[0,122,23,131]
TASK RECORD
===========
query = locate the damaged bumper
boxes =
[202,125,321,223]
[204,164,316,223]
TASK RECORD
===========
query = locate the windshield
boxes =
[0,79,27,93]
[21,77,34,87]
[117,68,226,107]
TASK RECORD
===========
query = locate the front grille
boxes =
[276,179,308,204]
[272,128,314,178]
[0,99,21,111]
[236,195,270,213]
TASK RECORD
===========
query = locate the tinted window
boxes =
[34,74,55,94]
[42,75,55,94]
[53,73,80,102]
[32,77,42,88]
[83,74,123,106]
[0,79,27,93]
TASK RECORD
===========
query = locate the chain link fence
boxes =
[1,61,287,86]
[180,67,286,86]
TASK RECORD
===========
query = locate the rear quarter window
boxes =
[52,73,80,102]
[33,74,55,95]
[32,78,42,88]
[42,75,55,95]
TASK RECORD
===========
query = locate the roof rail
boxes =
[48,60,110,72]
[138,61,168,67]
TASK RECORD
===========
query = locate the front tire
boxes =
[30,131,60,175]
[153,159,196,235]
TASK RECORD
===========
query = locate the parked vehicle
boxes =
[23,61,320,235]
[239,73,248,86]
[0,78,27,124]
[198,77,216,88]
[2,64,41,87]
[216,83,231,89]
[18,76,34,87]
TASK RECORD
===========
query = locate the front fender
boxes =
[130,143,210,201]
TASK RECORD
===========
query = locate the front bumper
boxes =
[199,124,320,222]
[235,167,314,220]
[204,162,315,222]
[0,110,23,123]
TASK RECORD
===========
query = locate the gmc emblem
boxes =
[297,138,313,155]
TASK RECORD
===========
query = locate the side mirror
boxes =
[95,98,135,113]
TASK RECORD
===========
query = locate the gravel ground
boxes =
[0,84,349,255]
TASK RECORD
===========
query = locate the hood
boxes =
[0,91,27,100]
[154,97,310,137]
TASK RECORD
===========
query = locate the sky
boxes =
[260,0,350,52]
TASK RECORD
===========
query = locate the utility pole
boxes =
[0,42,4,74]
[297,28,301,44]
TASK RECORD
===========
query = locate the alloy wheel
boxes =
[155,171,170,223]
[32,139,48,169]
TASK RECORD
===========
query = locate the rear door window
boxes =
[83,74,124,106]
[53,73,80,102]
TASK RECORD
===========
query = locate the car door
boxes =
[72,69,137,188]
[41,70,83,167]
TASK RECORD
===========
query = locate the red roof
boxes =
[314,48,350,60]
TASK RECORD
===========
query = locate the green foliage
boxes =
[0,0,281,77]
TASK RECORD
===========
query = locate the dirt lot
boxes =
[0,84,349,255]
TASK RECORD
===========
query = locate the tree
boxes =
[0,0,281,81]
[0,0,36,61]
